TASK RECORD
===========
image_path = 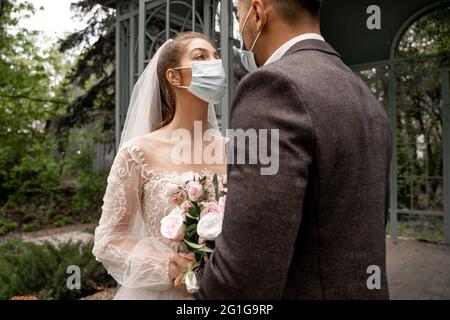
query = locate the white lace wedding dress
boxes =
[92,141,225,300]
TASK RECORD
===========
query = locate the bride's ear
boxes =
[166,69,182,88]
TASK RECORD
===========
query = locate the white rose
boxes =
[184,271,200,293]
[197,212,223,241]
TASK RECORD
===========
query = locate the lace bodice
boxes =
[92,140,225,291]
[141,170,181,242]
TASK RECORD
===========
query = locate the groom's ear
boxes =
[253,0,268,32]
[166,69,182,87]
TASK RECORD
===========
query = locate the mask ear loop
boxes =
[240,5,253,34]
[172,66,191,89]
[240,6,263,53]
[249,29,263,52]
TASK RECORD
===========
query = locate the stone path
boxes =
[387,238,450,300]
[20,229,94,247]
[0,223,95,247]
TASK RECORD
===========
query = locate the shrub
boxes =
[53,215,74,227]
[0,218,18,236]
[71,171,107,215]
[0,240,116,300]
[4,144,63,206]
[0,138,108,236]
[21,222,40,233]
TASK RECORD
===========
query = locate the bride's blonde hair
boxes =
[155,32,216,130]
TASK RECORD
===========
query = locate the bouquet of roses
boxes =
[160,170,226,293]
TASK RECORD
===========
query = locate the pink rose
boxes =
[180,171,195,184]
[165,183,185,205]
[170,192,186,205]
[200,202,221,219]
[166,183,181,196]
[187,181,204,201]
[181,201,194,212]
[160,208,185,242]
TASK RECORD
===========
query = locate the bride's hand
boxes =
[169,263,180,282]
[169,253,194,273]
[170,254,196,297]
[168,253,195,281]
[173,273,192,298]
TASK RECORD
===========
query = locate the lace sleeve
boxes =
[92,144,173,290]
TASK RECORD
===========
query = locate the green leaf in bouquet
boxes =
[185,224,196,233]
[185,211,198,220]
[213,174,219,201]
[206,240,216,248]
[186,216,199,226]
[185,224,198,238]
[199,246,214,253]
[189,206,200,216]
[184,239,205,250]
[193,264,202,273]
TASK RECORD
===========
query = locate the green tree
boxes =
[0,0,67,203]
[395,6,449,212]
[53,0,115,146]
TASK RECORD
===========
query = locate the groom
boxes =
[171,0,391,299]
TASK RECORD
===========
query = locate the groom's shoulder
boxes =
[237,52,337,93]
[250,46,366,100]
[234,57,319,104]
[240,65,289,84]
[233,66,303,111]
[236,62,299,94]
[270,48,348,81]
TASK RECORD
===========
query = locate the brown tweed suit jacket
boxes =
[194,39,392,300]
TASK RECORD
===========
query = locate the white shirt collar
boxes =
[264,33,325,66]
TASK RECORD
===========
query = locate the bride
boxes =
[92,32,228,300]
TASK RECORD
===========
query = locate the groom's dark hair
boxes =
[272,0,321,23]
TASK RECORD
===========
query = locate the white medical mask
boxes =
[174,59,227,104]
[239,6,264,72]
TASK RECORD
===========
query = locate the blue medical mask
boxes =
[174,59,227,104]
[239,6,264,72]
